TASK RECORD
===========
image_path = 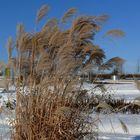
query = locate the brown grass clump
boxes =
[6,4,124,140]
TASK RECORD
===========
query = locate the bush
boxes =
[6,4,124,140]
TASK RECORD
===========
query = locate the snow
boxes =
[0,82,140,139]
[0,87,15,139]
[83,82,140,139]
[0,112,13,140]
[97,114,140,140]
[104,83,140,102]
[83,82,140,102]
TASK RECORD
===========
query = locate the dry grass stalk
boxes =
[104,29,125,38]
[61,8,77,23]
[0,61,6,70]
[6,37,13,60]
[36,4,49,23]
[135,80,140,91]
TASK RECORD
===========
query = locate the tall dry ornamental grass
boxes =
[6,5,124,140]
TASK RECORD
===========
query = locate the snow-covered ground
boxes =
[82,82,140,139]
[83,82,140,102]
[97,113,140,140]
[0,82,140,139]
[0,87,15,139]
[104,83,140,102]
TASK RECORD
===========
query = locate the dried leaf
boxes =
[61,8,77,23]
[0,61,6,69]
[119,119,129,133]
[96,102,113,110]
[94,84,107,92]
[36,5,49,23]
[104,29,125,38]
[16,23,25,38]
[135,80,140,91]
[93,15,109,24]
[107,57,125,66]
[43,19,58,31]
[6,36,13,59]
[133,101,140,106]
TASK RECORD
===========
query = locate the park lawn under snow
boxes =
[0,82,140,139]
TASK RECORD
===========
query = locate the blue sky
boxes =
[0,0,140,73]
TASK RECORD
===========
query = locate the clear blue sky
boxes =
[0,0,140,73]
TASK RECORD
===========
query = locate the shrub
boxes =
[6,4,124,140]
